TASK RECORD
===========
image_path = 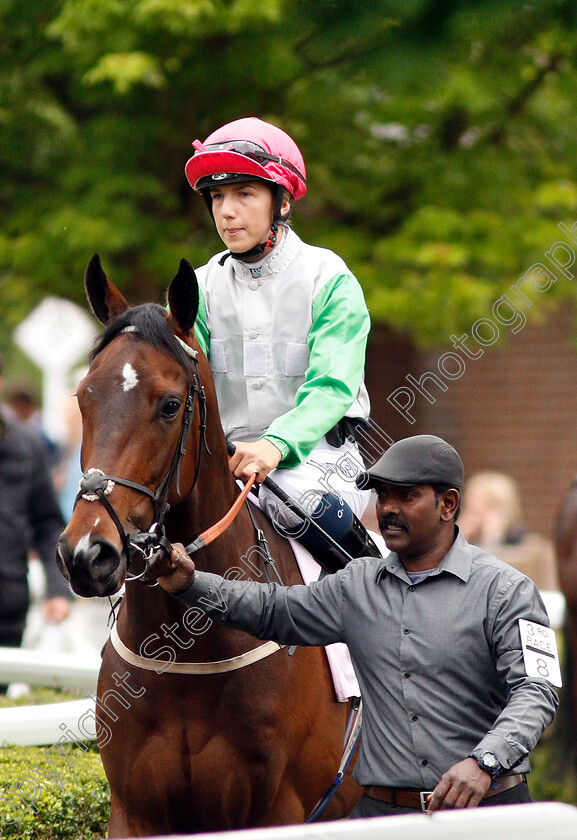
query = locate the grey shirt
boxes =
[177,528,558,790]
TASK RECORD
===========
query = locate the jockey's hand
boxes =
[228,438,282,484]
[150,542,196,595]
[425,758,492,813]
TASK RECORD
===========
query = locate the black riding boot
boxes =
[297,493,383,573]
[310,514,383,573]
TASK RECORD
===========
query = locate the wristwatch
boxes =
[471,750,501,779]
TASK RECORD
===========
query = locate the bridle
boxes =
[74,328,208,581]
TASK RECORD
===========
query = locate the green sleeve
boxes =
[263,271,370,467]
[194,284,210,358]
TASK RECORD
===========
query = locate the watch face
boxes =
[482,753,498,768]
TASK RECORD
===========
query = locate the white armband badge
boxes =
[519,619,562,687]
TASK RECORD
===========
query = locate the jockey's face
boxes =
[209,181,277,256]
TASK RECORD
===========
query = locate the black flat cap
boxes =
[356,434,464,490]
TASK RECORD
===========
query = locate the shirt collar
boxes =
[375,526,472,584]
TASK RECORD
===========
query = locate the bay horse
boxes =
[553,478,577,771]
[56,256,361,837]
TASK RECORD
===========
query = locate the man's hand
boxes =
[426,757,492,813]
[228,438,282,483]
[149,542,196,595]
[43,597,71,624]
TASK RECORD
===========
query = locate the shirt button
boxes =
[404,672,411,679]
[251,381,262,390]
[408,585,415,592]
[412,715,419,722]
[403,629,410,635]
[248,329,258,340]
[248,280,259,291]
[421,759,428,767]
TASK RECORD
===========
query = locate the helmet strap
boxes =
[258,185,291,252]
[219,241,268,265]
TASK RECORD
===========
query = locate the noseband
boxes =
[74,329,207,579]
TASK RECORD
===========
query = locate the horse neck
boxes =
[176,377,260,576]
[166,448,258,576]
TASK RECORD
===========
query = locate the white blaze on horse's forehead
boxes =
[121,362,139,392]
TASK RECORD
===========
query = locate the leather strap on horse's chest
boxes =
[108,622,282,674]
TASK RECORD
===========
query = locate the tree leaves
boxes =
[2,0,577,349]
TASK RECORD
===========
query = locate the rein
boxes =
[183,472,256,556]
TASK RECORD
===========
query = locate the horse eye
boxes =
[160,398,182,419]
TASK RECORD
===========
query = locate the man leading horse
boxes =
[153,434,558,816]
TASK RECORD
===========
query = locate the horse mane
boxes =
[89,303,194,371]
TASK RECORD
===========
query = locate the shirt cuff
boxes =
[174,570,221,608]
[471,735,528,772]
[260,435,291,462]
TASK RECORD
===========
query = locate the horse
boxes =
[553,477,577,772]
[56,255,362,837]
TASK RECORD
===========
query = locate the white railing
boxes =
[0,647,99,745]
[141,802,577,840]
[0,647,99,692]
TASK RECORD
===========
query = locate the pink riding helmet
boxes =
[185,117,307,202]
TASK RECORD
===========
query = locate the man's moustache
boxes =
[379,516,408,531]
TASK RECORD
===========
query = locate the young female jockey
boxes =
[185,117,380,568]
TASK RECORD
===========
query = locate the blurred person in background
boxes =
[0,353,71,682]
[56,368,85,521]
[459,470,559,593]
[3,379,59,467]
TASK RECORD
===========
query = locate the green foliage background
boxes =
[3,0,577,360]
[0,690,109,839]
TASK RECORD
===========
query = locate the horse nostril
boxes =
[57,534,125,597]
[81,538,122,580]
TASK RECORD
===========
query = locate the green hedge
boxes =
[0,690,110,839]
[0,742,109,839]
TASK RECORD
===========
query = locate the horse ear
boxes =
[167,259,199,334]
[85,254,129,324]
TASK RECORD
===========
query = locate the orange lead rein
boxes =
[184,472,257,555]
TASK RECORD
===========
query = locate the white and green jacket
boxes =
[195,226,371,468]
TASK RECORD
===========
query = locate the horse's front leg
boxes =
[107,796,161,839]
[107,797,133,838]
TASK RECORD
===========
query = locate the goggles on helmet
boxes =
[192,139,306,190]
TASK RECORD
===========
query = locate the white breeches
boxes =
[258,436,370,534]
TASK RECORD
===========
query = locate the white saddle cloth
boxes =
[288,538,361,702]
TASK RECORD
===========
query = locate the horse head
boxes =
[57,255,208,597]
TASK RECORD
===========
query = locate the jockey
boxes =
[185,116,381,569]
